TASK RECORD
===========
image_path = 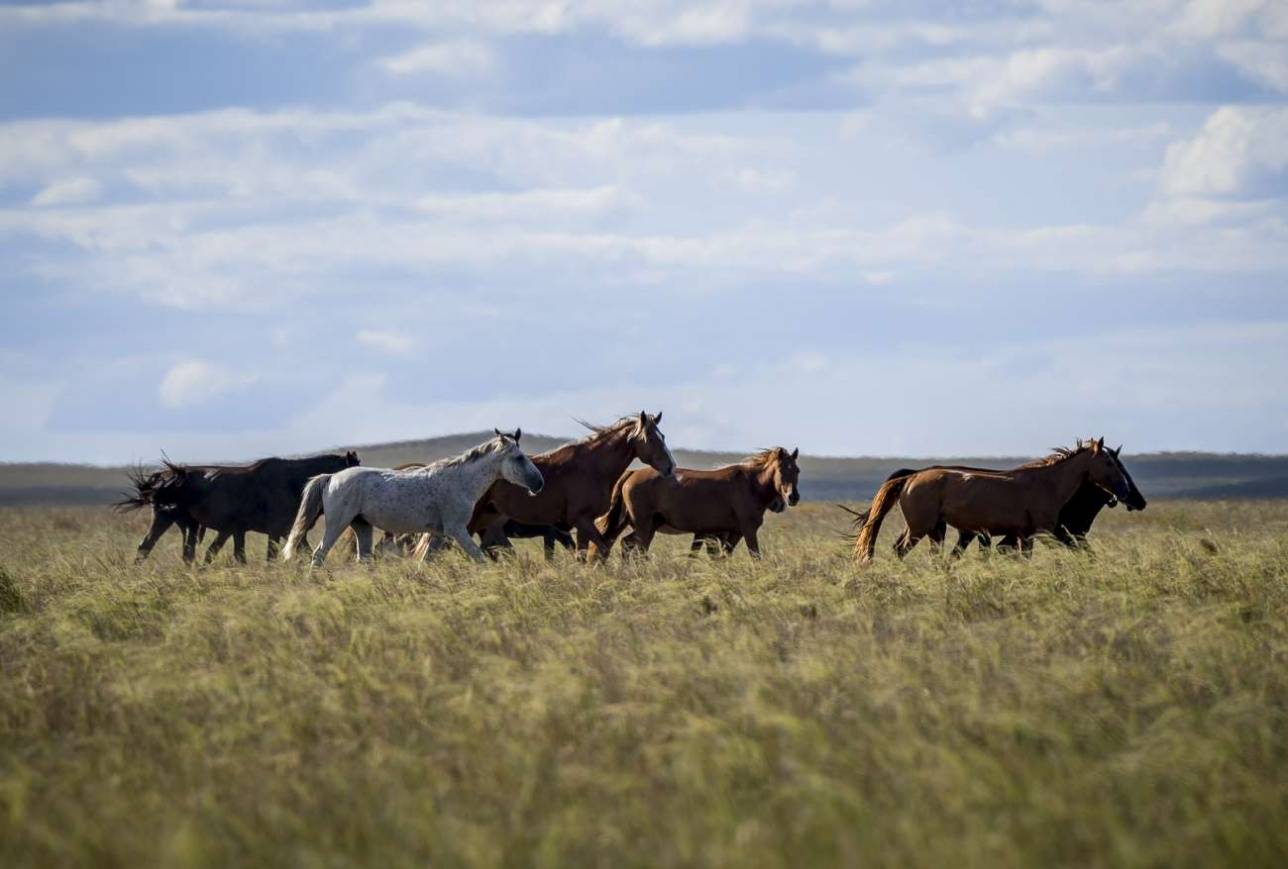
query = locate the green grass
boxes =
[1,502,1287,867]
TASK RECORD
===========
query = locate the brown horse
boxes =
[848,448,1147,555]
[595,447,801,559]
[855,438,1135,563]
[464,412,675,559]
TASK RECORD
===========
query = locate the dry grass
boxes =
[1,501,1286,867]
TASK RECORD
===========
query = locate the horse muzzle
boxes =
[787,491,800,507]
[525,472,545,495]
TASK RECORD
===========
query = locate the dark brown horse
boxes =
[465,412,675,559]
[855,439,1135,563]
[119,451,360,563]
[961,451,1145,552]
[595,447,801,559]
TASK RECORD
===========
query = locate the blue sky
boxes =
[1,0,1286,463]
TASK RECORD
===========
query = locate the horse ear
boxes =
[494,427,503,438]
[655,411,662,423]
[1114,444,1122,456]
[513,428,522,442]
[791,447,799,460]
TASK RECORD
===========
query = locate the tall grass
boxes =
[1,502,1286,867]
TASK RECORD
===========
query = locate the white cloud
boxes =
[1159,106,1288,197]
[30,176,102,207]
[1217,40,1288,91]
[356,329,417,356]
[378,39,495,77]
[159,359,256,408]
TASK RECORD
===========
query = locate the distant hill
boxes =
[2,433,1288,506]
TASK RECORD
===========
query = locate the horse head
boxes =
[630,411,675,477]
[494,428,544,495]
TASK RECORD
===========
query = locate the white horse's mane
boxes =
[424,437,509,471]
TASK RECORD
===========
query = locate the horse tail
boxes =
[837,469,917,532]
[855,474,910,563]
[594,472,631,550]
[282,474,329,561]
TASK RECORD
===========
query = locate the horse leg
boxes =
[182,522,202,564]
[1052,525,1079,549]
[416,532,453,562]
[351,518,375,563]
[232,531,247,565]
[310,513,353,567]
[740,522,763,559]
[205,530,230,564]
[1020,536,1035,559]
[951,530,976,559]
[447,525,488,563]
[574,516,612,562]
[894,527,925,558]
[134,512,175,564]
[928,521,947,556]
[266,536,279,562]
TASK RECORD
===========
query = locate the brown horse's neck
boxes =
[751,463,780,506]
[1016,450,1094,508]
[558,429,637,482]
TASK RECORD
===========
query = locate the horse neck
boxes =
[750,463,779,504]
[575,431,637,480]
[463,452,511,502]
[1020,452,1092,506]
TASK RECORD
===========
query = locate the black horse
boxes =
[117,451,360,564]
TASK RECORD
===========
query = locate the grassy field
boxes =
[1,501,1286,867]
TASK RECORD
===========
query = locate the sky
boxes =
[1,0,1286,463]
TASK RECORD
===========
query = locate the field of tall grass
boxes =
[1,501,1286,867]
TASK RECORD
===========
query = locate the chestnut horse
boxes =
[848,447,1147,555]
[855,438,1135,563]
[464,412,675,559]
[595,447,801,559]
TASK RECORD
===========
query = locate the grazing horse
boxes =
[855,438,1135,563]
[464,412,675,560]
[283,430,543,566]
[117,451,359,563]
[595,447,801,559]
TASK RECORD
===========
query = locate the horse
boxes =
[354,462,575,560]
[117,451,360,563]
[846,448,1147,555]
[959,449,1146,553]
[594,447,801,559]
[282,430,543,566]
[854,438,1136,563]
[462,412,675,560]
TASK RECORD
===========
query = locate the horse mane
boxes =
[739,449,782,469]
[1021,439,1095,469]
[532,416,642,462]
[425,438,506,470]
[573,416,642,442]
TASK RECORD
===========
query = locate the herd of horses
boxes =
[117,411,1146,566]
